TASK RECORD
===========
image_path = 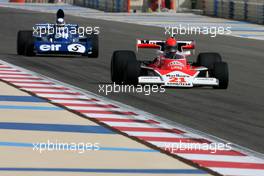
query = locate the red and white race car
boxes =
[111,37,228,89]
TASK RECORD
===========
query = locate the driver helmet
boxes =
[56,18,65,27]
[164,38,178,58]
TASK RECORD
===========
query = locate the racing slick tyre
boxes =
[24,39,35,56]
[20,31,35,56]
[197,52,222,77]
[213,62,229,89]
[123,59,141,85]
[86,33,98,58]
[111,50,137,84]
[17,30,32,55]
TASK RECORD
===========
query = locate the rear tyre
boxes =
[17,30,33,55]
[86,33,98,58]
[213,62,229,89]
[111,50,137,84]
[197,52,222,77]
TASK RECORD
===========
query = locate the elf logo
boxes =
[40,44,61,51]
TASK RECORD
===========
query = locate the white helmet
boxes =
[56,18,65,27]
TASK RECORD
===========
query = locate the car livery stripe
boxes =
[0,60,264,176]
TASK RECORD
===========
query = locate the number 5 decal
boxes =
[67,44,85,53]
[72,45,80,51]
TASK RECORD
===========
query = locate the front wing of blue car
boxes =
[34,41,92,55]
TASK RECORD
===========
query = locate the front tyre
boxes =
[213,62,229,89]
[197,52,222,77]
[23,31,35,56]
[123,59,141,85]
[111,50,137,84]
[17,30,34,56]
[24,39,35,56]
[17,31,25,55]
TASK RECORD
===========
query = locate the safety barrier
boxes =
[12,0,65,3]
[73,0,176,13]
[203,0,264,24]
[9,0,25,2]
[10,0,48,2]
[25,0,48,2]
[73,0,130,12]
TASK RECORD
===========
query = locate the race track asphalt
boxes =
[0,7,263,153]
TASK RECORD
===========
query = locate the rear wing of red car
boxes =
[136,39,195,55]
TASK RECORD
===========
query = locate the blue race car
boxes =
[17,9,98,57]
